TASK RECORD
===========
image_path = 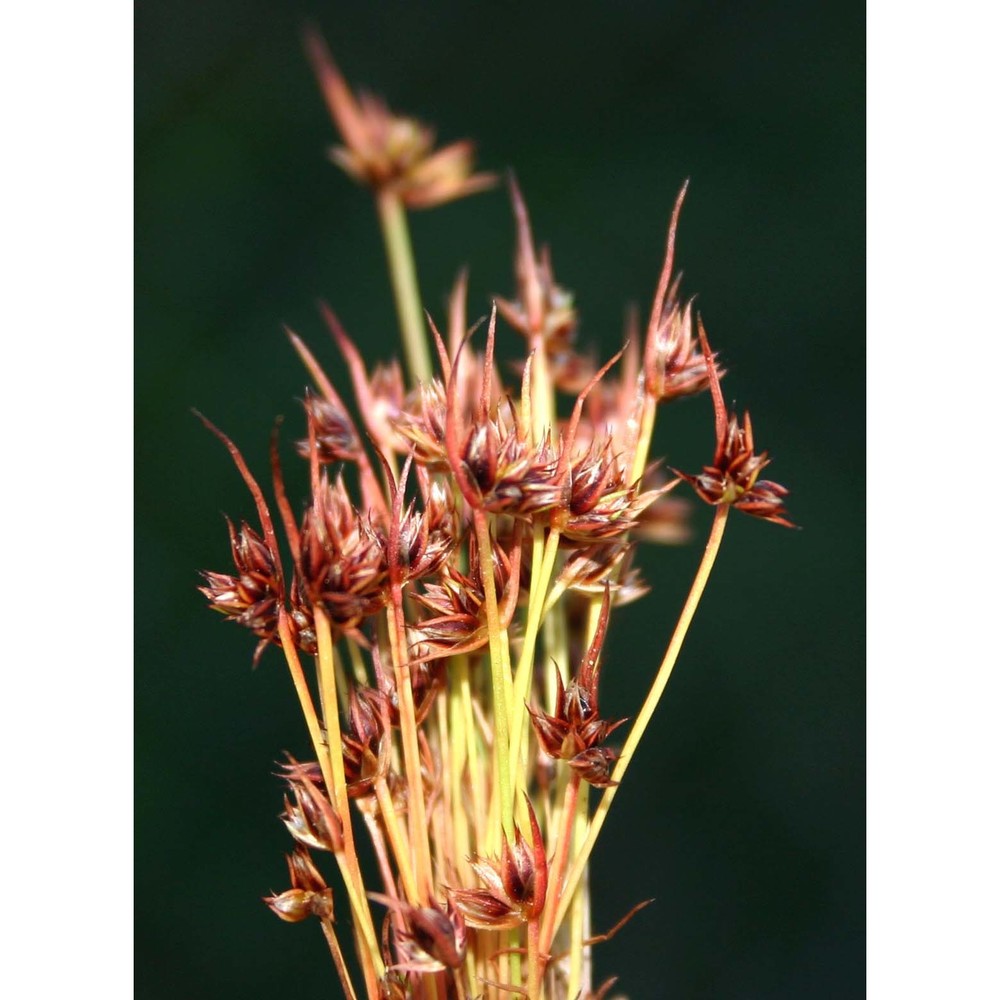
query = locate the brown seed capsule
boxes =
[263,846,334,923]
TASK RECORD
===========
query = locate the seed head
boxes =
[450,798,548,928]
[278,755,343,852]
[297,473,390,636]
[305,29,496,208]
[199,519,282,667]
[496,178,594,392]
[674,320,794,527]
[263,846,334,923]
[528,588,627,783]
[370,894,468,974]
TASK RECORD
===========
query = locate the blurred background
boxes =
[136,1,863,996]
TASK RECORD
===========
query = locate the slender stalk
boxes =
[320,918,360,1000]
[277,614,333,793]
[539,773,582,958]
[553,504,730,931]
[376,189,432,383]
[629,391,658,485]
[473,508,515,841]
[313,608,385,986]
[375,776,419,902]
[526,917,542,1000]
[458,655,487,847]
[448,662,472,883]
[385,597,435,901]
[510,525,561,793]
[565,784,590,1000]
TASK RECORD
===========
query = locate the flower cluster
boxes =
[199,36,791,1000]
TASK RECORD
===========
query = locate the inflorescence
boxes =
[199,31,791,1000]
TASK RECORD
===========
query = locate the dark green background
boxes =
[136,2,863,996]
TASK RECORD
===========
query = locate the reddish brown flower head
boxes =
[567,747,619,789]
[439,306,567,519]
[560,438,662,542]
[305,29,496,209]
[554,541,650,608]
[264,846,334,923]
[408,526,521,661]
[496,178,594,392]
[297,474,390,635]
[393,379,450,468]
[393,479,456,585]
[528,589,627,782]
[371,894,468,974]
[450,799,548,928]
[339,686,391,796]
[200,519,282,667]
[278,756,343,852]
[453,401,563,518]
[641,181,716,404]
[677,410,793,526]
[644,291,715,403]
[674,321,794,527]
[296,391,361,464]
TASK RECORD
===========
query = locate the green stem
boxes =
[376,190,432,383]
[553,504,730,931]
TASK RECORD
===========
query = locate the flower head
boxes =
[528,588,627,785]
[305,29,496,208]
[263,846,334,923]
[450,798,548,928]
[675,320,794,527]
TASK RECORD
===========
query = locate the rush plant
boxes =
[199,31,792,1000]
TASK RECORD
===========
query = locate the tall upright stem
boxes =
[377,190,433,384]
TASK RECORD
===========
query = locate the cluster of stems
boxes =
[199,34,791,1000]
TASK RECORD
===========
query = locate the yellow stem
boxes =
[526,918,542,1000]
[375,776,419,903]
[385,599,435,901]
[565,783,590,1000]
[539,773,581,958]
[474,509,515,841]
[458,655,487,849]
[314,608,385,984]
[629,391,658,485]
[277,616,333,793]
[553,504,730,931]
[510,526,562,795]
